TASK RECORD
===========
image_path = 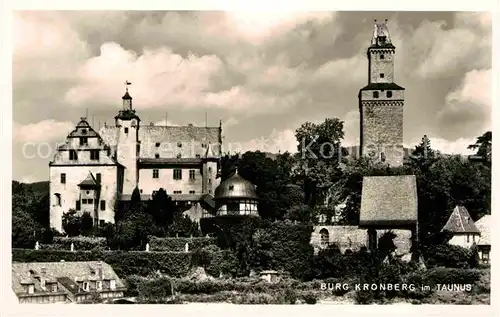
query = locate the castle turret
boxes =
[115,82,140,195]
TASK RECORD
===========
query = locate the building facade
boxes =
[49,88,222,232]
[358,19,405,167]
[12,261,126,303]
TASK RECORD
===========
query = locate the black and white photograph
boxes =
[4,5,495,311]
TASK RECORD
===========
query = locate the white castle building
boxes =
[49,87,222,232]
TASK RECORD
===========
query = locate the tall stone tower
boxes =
[115,82,140,195]
[358,19,405,167]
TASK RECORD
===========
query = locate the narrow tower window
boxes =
[124,128,129,134]
[380,73,385,78]
[152,169,159,179]
[373,91,379,98]
[380,54,385,59]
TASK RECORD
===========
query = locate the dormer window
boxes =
[229,185,234,191]
[110,279,116,290]
[69,150,78,160]
[81,129,87,135]
[83,282,90,292]
[28,284,34,294]
[373,91,379,98]
[90,150,100,160]
[51,284,58,292]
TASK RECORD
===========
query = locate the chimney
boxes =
[97,261,103,280]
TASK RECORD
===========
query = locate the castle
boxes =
[49,19,406,233]
[49,86,223,232]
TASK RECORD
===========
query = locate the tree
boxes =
[12,208,37,248]
[167,213,201,237]
[294,118,346,207]
[147,188,175,230]
[62,210,82,237]
[409,135,438,171]
[468,131,491,163]
[80,212,94,236]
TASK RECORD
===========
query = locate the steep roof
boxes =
[442,206,480,234]
[359,175,418,228]
[214,169,258,200]
[475,214,491,245]
[11,261,125,295]
[78,172,99,187]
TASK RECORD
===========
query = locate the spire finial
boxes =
[125,80,131,92]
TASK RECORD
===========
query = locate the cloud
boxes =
[341,110,360,147]
[229,129,298,154]
[437,68,491,137]
[406,136,476,155]
[413,14,491,78]
[13,120,74,143]
[13,12,90,83]
[311,54,365,85]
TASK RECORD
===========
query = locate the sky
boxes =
[12,11,492,183]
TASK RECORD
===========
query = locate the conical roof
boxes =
[442,205,480,234]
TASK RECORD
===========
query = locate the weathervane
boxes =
[124,80,132,92]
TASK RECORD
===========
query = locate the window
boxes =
[76,200,81,211]
[61,173,66,184]
[177,142,182,148]
[82,199,88,204]
[110,279,116,290]
[96,173,101,184]
[195,154,201,158]
[28,284,34,294]
[155,153,160,159]
[90,150,100,160]
[173,190,182,194]
[153,169,159,179]
[229,185,235,191]
[80,137,88,146]
[124,127,129,134]
[189,170,196,180]
[386,91,392,98]
[96,281,102,291]
[380,73,385,78]
[380,54,385,59]
[83,282,89,292]
[467,234,470,243]
[208,167,212,172]
[100,200,106,211]
[81,129,87,135]
[381,152,386,162]
[176,153,182,158]
[320,229,329,246]
[155,142,160,147]
[202,143,207,148]
[227,202,239,214]
[87,199,94,205]
[208,179,212,184]
[51,284,58,293]
[189,190,195,194]
[173,169,182,180]
[373,91,379,98]
[208,189,212,194]
[99,220,105,226]
[69,150,78,160]
[55,193,61,206]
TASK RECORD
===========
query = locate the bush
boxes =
[12,249,192,277]
[43,236,107,251]
[422,267,482,286]
[148,236,216,252]
[423,243,474,269]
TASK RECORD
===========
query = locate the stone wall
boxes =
[368,48,396,84]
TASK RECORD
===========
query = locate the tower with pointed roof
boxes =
[115,83,140,195]
[359,19,405,167]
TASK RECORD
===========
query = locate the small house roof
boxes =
[78,172,99,187]
[359,175,418,228]
[11,261,125,295]
[442,206,480,234]
[475,214,491,245]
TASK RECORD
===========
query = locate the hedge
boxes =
[41,236,107,251]
[12,249,192,278]
[148,236,216,252]
[423,244,475,269]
